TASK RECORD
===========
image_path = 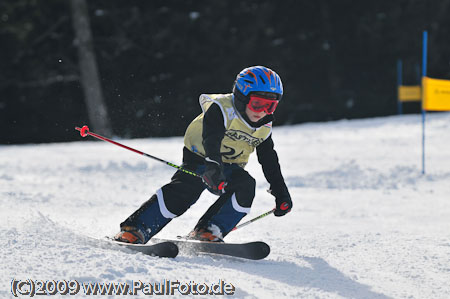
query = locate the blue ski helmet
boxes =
[234,66,283,100]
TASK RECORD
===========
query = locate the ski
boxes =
[153,238,270,260]
[109,239,179,258]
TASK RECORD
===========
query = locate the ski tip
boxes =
[158,241,179,258]
[261,242,271,258]
[249,241,271,260]
[108,238,179,258]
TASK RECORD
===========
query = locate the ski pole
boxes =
[232,209,275,231]
[75,125,201,178]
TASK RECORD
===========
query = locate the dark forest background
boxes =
[1,0,450,144]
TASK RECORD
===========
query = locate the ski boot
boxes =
[188,224,224,242]
[114,226,145,244]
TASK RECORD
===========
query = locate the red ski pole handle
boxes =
[218,181,227,192]
[280,202,290,210]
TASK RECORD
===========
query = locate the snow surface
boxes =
[2,113,450,298]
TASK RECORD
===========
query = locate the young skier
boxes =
[114,65,292,243]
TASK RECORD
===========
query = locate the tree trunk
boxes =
[70,0,112,136]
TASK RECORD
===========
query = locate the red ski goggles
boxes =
[247,95,279,114]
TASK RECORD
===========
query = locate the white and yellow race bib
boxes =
[184,94,272,167]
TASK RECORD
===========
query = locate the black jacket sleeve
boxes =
[202,104,225,163]
[256,134,290,197]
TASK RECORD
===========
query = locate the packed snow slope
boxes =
[2,113,450,298]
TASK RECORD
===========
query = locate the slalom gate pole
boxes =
[75,125,201,178]
[232,209,275,231]
[421,30,428,175]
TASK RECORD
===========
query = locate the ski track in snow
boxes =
[1,113,450,298]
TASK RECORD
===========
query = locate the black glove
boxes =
[274,192,292,217]
[202,157,227,195]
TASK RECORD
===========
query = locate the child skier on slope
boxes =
[114,65,292,244]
